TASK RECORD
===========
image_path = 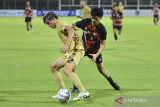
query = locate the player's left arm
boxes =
[90,25,107,62]
[60,26,75,53]
[97,40,105,56]
[90,40,105,62]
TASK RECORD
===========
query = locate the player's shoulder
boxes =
[83,5,91,13]
[60,21,72,32]
[86,5,91,10]
[97,23,107,38]
[80,18,91,24]
[98,23,106,31]
[83,18,91,21]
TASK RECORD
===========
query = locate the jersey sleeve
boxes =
[74,18,90,29]
[99,24,107,40]
[59,24,69,34]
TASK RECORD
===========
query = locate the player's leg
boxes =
[64,62,85,92]
[118,26,122,35]
[96,63,120,90]
[114,28,118,43]
[29,18,32,30]
[26,22,29,32]
[156,16,159,24]
[51,58,67,99]
[153,15,156,25]
[66,51,89,101]
[155,16,158,25]
[25,17,30,32]
[50,58,66,89]
[29,22,32,30]
[71,68,79,93]
[64,62,89,101]
[95,54,120,90]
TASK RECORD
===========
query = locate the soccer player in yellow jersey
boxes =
[43,12,89,101]
[77,0,91,19]
[118,1,124,13]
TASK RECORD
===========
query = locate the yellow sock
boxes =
[53,71,65,89]
[68,72,85,92]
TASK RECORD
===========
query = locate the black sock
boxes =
[73,84,78,89]
[27,27,29,31]
[30,24,32,29]
[107,76,120,90]
[107,76,115,85]
[114,34,118,40]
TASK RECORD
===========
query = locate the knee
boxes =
[64,65,72,76]
[50,64,58,73]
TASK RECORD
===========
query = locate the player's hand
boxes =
[60,45,69,53]
[89,54,98,62]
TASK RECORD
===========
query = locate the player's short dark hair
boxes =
[43,11,58,24]
[91,7,103,18]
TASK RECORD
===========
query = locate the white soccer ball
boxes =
[58,89,71,103]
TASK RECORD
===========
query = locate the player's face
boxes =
[26,1,30,6]
[80,0,85,8]
[91,16,101,26]
[46,19,56,29]
[114,6,118,12]
[119,2,122,5]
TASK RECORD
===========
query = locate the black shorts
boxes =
[25,17,32,22]
[85,53,103,64]
[154,15,159,19]
[113,25,122,31]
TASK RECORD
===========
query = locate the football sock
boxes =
[114,34,118,40]
[68,72,85,92]
[73,84,78,89]
[27,27,29,31]
[30,24,32,29]
[107,76,115,85]
[107,76,120,90]
[53,71,65,89]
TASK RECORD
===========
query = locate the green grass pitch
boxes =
[0,16,160,107]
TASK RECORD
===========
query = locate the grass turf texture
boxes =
[0,16,160,107]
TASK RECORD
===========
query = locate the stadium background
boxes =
[0,0,160,107]
[0,0,160,17]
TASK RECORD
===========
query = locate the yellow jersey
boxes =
[55,20,84,52]
[82,5,91,18]
[118,4,124,13]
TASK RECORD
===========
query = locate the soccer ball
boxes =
[58,89,71,103]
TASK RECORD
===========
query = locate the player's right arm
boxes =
[60,26,75,53]
[73,18,90,29]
